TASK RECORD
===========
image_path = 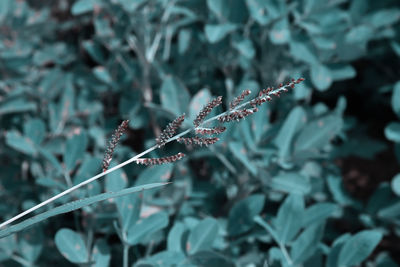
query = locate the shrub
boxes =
[0,0,399,266]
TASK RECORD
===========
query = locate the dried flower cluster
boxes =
[102,120,129,172]
[135,152,185,166]
[195,126,226,135]
[156,114,185,147]
[114,78,303,167]
[230,89,251,109]
[218,108,257,123]
[177,137,219,146]
[193,96,222,127]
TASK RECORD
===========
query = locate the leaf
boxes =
[187,217,219,255]
[338,230,383,266]
[270,173,311,195]
[392,81,400,117]
[311,64,333,91]
[0,183,168,239]
[127,211,169,245]
[204,23,237,43]
[0,97,37,115]
[367,9,400,28]
[302,203,339,227]
[345,25,374,44]
[167,222,185,252]
[105,163,128,192]
[291,222,325,264]
[116,193,142,233]
[269,18,291,44]
[289,41,318,65]
[71,0,97,15]
[18,227,43,263]
[135,164,173,199]
[188,251,235,267]
[160,76,190,116]
[228,141,258,176]
[55,228,88,264]
[92,239,111,267]
[378,201,400,219]
[385,122,400,143]
[64,130,88,171]
[232,38,255,59]
[189,88,212,123]
[228,194,265,236]
[93,66,113,85]
[391,173,400,197]
[23,118,46,145]
[294,115,343,153]
[273,106,307,162]
[329,64,357,81]
[5,130,37,156]
[275,194,304,244]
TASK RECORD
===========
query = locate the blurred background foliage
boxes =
[0,0,400,266]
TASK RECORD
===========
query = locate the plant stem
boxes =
[0,84,292,229]
[123,244,130,267]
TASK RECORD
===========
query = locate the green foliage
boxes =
[0,0,399,266]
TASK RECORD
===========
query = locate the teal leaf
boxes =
[83,40,105,64]
[0,97,37,115]
[311,64,333,91]
[275,194,304,244]
[93,66,113,85]
[269,18,291,44]
[135,164,173,199]
[105,163,128,192]
[327,175,356,206]
[294,115,343,153]
[327,234,351,267]
[0,183,168,239]
[367,9,400,28]
[338,230,383,267]
[64,130,88,171]
[188,251,235,267]
[291,222,325,264]
[229,141,258,176]
[71,0,97,15]
[289,41,318,65]
[391,173,400,196]
[392,81,400,117]
[55,228,88,264]
[228,194,265,236]
[127,211,169,245]
[273,106,307,162]
[23,118,46,145]
[92,239,111,267]
[345,25,374,43]
[160,76,190,116]
[187,217,219,255]
[5,130,37,156]
[329,64,357,81]
[116,193,142,233]
[232,38,255,59]
[385,122,400,143]
[167,222,186,252]
[18,227,43,263]
[302,203,339,227]
[270,173,311,195]
[189,88,212,124]
[204,24,237,43]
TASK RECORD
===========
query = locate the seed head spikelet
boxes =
[102,120,129,172]
[156,114,185,147]
[194,96,222,127]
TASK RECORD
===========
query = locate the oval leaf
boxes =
[55,228,88,264]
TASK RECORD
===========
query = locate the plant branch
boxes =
[0,82,298,229]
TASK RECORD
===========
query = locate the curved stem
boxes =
[0,84,292,229]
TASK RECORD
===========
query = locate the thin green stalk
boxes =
[123,244,130,267]
[0,84,292,229]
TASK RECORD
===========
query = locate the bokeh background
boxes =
[1,0,400,266]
